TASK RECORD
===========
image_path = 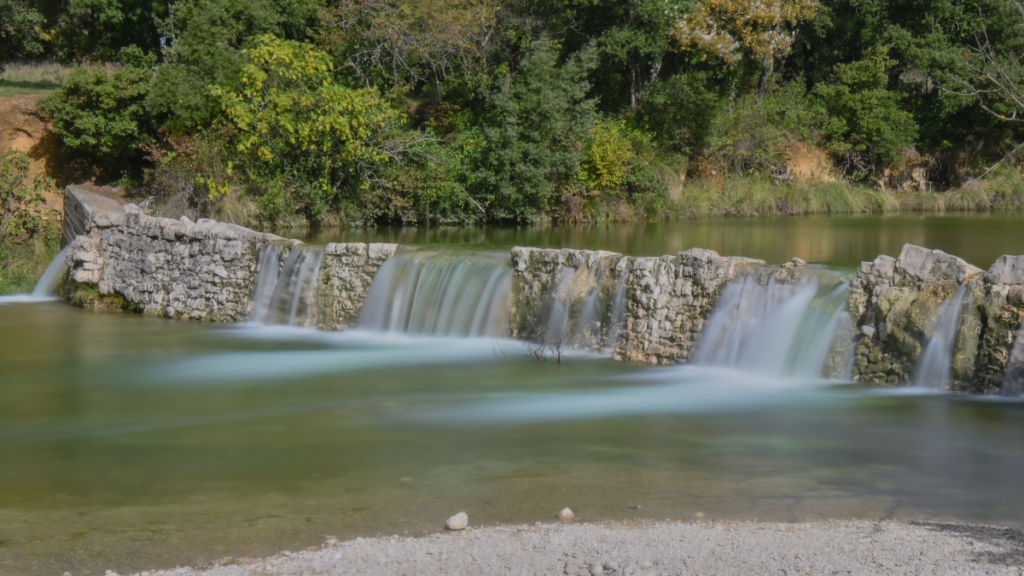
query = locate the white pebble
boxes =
[446,512,469,530]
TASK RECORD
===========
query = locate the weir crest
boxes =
[50,185,1024,395]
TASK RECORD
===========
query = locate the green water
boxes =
[296,213,1024,268]
[4,215,1024,576]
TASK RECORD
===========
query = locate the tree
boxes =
[39,47,157,178]
[321,0,499,96]
[0,0,44,70]
[472,39,597,220]
[673,0,820,98]
[212,35,419,224]
[943,0,1024,123]
[814,47,918,177]
[148,0,323,129]
[48,0,169,61]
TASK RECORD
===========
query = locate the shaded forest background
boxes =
[3,0,1024,232]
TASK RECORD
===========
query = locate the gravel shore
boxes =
[127,518,1024,576]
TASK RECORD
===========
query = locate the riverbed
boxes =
[3,214,1024,576]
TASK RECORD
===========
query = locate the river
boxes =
[3,214,1024,576]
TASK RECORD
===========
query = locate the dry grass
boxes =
[0,62,72,97]
[670,177,900,218]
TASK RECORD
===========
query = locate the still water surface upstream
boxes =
[297,213,1024,268]
[3,215,1024,576]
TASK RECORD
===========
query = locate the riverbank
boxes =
[132,518,1024,576]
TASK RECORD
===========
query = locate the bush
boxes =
[0,150,49,243]
[632,72,718,154]
[582,119,634,197]
[148,0,323,130]
[0,151,59,295]
[471,39,598,221]
[702,82,822,176]
[813,47,918,179]
[40,48,157,179]
[212,35,416,225]
[145,128,238,221]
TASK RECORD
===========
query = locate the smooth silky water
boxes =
[5,215,1024,576]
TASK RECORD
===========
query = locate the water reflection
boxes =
[295,213,1024,268]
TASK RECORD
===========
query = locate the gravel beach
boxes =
[130,519,1024,576]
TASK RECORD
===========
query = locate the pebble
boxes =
[446,512,469,531]
[559,508,575,519]
[126,519,1021,576]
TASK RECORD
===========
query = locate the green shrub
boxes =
[0,151,49,243]
[148,0,322,130]
[472,39,598,221]
[582,119,634,197]
[40,48,156,179]
[212,35,415,226]
[813,47,918,180]
[0,152,59,295]
[703,82,822,176]
[633,72,718,154]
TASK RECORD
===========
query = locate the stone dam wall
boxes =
[61,187,1024,394]
[62,187,395,324]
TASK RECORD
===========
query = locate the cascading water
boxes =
[358,249,511,338]
[694,269,854,379]
[530,255,630,354]
[913,285,968,390]
[32,246,70,298]
[601,271,631,355]
[251,245,324,327]
[0,246,69,304]
[250,244,283,322]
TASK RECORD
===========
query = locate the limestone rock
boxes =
[446,512,468,531]
[62,188,392,325]
[849,244,983,388]
[509,246,763,366]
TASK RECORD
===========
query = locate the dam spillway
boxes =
[46,185,1024,395]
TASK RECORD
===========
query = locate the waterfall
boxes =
[250,244,283,322]
[694,270,853,379]
[32,246,70,297]
[250,246,324,327]
[358,249,511,338]
[601,270,631,355]
[544,268,577,346]
[528,255,629,353]
[913,285,968,390]
[0,246,69,303]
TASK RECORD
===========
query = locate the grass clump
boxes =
[0,219,61,295]
[0,62,70,97]
[672,177,899,218]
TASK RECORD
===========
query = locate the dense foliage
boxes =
[4,0,1024,226]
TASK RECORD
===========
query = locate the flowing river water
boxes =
[4,215,1024,576]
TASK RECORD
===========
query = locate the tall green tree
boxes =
[472,38,597,220]
[0,0,45,70]
[148,0,323,130]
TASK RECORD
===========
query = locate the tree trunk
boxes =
[757,56,773,101]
